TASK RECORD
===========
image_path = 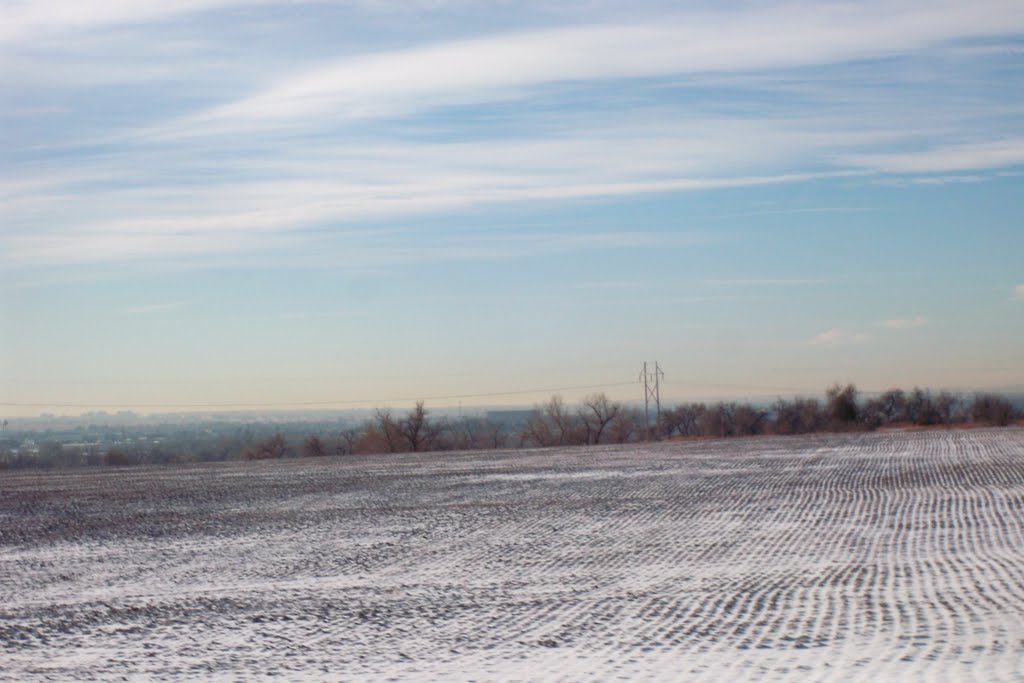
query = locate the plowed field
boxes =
[2,429,1023,681]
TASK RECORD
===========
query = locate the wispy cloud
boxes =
[877,316,929,329]
[1013,285,1024,301]
[806,329,869,347]
[4,0,1024,272]
[2,1,1023,415]
[868,174,987,187]
[0,0,262,45]
[842,138,1024,174]
[0,152,852,267]
[163,2,1024,134]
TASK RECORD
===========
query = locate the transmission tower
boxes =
[639,361,664,440]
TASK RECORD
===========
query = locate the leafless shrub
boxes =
[244,433,291,460]
[772,397,824,435]
[826,383,860,428]
[971,393,1016,426]
[303,435,328,457]
[607,406,640,443]
[521,395,586,447]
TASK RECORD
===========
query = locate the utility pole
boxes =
[639,361,664,441]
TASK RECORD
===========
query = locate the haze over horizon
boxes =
[2,1,1023,418]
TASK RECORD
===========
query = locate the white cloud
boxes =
[1013,285,1024,301]
[170,1,1024,133]
[868,174,987,188]
[806,329,869,347]
[0,0,265,44]
[842,139,1024,174]
[0,120,862,266]
[4,1,1024,271]
[877,316,928,329]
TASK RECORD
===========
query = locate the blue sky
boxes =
[2,0,1023,416]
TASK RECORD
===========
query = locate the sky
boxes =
[1,0,1023,417]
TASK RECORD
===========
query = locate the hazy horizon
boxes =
[5,380,1024,426]
[3,1,1023,418]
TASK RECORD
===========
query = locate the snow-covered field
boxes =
[2,429,1023,682]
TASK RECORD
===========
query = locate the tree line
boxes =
[1,385,1019,468]
[249,385,1018,460]
[659,385,1018,439]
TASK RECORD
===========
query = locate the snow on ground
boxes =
[2,429,1023,682]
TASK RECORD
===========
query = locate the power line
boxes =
[0,380,640,410]
[639,361,664,440]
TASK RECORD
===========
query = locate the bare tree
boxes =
[859,397,885,429]
[971,393,1015,426]
[521,407,555,447]
[580,392,621,445]
[826,383,859,428]
[374,409,401,453]
[906,387,941,425]
[520,395,588,447]
[876,389,907,423]
[395,401,433,452]
[546,395,585,445]
[773,398,823,435]
[679,403,705,437]
[935,391,961,427]
[608,406,639,443]
[700,402,737,438]
[303,435,328,457]
[448,417,508,450]
[484,420,508,449]
[658,406,682,438]
[337,427,360,455]
[733,403,768,435]
[659,403,700,438]
[245,432,291,460]
[429,416,452,451]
